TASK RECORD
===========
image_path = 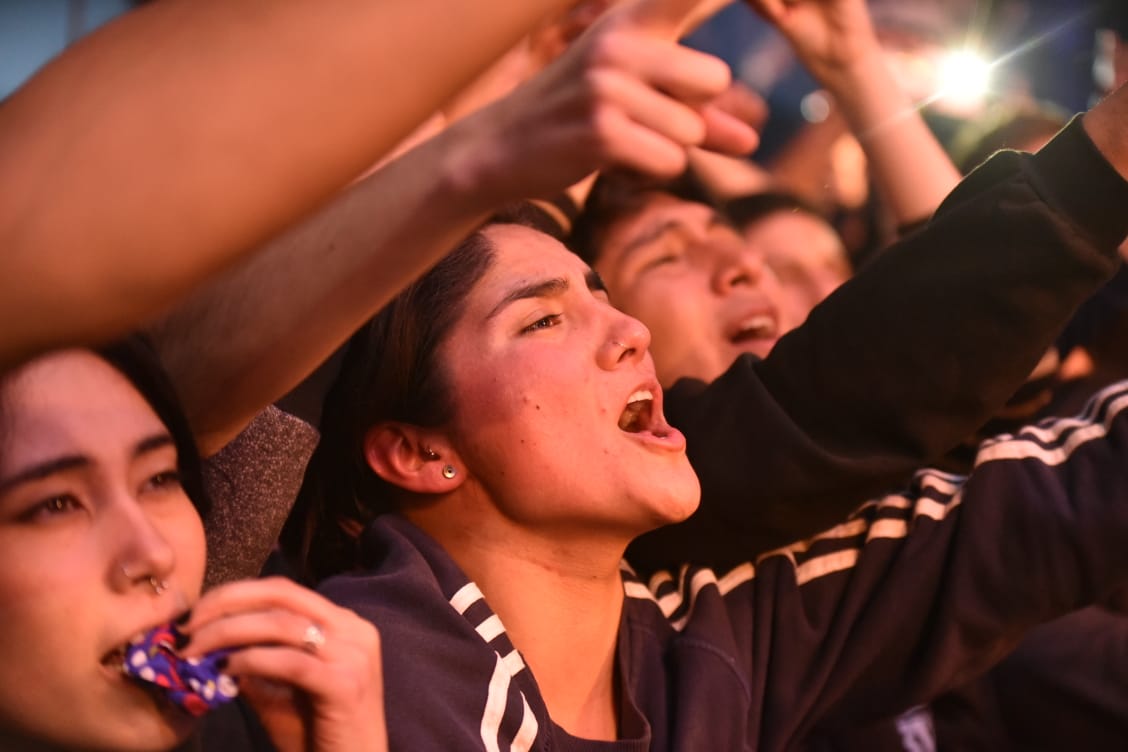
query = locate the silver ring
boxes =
[302,623,326,653]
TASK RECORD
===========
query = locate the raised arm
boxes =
[150,0,752,454]
[0,0,584,371]
[631,83,1128,571]
[750,0,962,223]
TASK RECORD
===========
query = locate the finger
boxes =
[608,37,731,102]
[588,69,709,146]
[626,0,735,39]
[182,608,323,658]
[744,0,791,24]
[185,577,351,632]
[597,109,691,177]
[710,81,769,129]
[225,645,378,703]
[697,103,760,154]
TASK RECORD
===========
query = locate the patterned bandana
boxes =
[121,622,238,716]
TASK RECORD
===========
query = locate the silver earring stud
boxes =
[442,464,457,479]
[148,576,169,596]
[423,447,439,460]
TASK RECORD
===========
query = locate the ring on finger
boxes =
[301,623,326,653]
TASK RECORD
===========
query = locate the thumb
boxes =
[624,0,735,39]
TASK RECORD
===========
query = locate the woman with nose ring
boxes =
[0,338,386,752]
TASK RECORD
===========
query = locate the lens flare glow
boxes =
[937,49,992,110]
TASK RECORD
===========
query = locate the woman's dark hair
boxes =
[0,336,211,516]
[282,202,560,583]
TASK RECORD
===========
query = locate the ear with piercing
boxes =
[422,447,456,479]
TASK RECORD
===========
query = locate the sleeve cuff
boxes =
[1030,115,1128,252]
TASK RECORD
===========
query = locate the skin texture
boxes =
[0,352,386,752]
[744,210,852,329]
[0,352,206,751]
[367,225,699,738]
[592,193,796,386]
[0,0,590,372]
[149,0,752,454]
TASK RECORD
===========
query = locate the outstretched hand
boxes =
[442,0,756,203]
[181,578,386,752]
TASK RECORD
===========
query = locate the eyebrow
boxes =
[618,211,732,259]
[0,432,175,494]
[487,270,607,319]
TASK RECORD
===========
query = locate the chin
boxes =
[99,690,199,752]
[647,475,702,527]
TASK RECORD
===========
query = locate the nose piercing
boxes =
[148,576,169,596]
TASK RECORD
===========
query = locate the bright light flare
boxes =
[937,49,992,111]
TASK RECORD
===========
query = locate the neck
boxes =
[410,507,629,740]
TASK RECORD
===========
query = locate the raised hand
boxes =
[444,0,755,203]
[745,0,881,83]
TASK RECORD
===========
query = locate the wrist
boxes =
[434,110,519,212]
[816,46,911,138]
[811,40,888,98]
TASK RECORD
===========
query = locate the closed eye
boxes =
[641,253,681,271]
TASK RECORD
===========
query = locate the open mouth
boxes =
[619,389,654,433]
[617,387,676,441]
[729,313,778,344]
[101,644,128,673]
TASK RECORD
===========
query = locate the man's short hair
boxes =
[568,169,716,265]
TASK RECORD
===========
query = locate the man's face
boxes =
[744,210,851,330]
[592,193,795,387]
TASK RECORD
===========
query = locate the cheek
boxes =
[620,283,712,348]
[0,542,100,713]
[453,362,598,472]
[167,505,207,597]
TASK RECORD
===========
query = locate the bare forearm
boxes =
[819,46,961,224]
[0,0,570,370]
[152,0,749,452]
[754,0,961,224]
[153,126,501,454]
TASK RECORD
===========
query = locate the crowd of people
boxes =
[2,0,1128,750]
